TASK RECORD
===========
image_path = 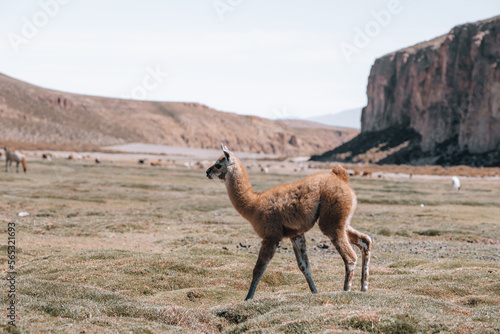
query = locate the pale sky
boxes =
[0,0,498,120]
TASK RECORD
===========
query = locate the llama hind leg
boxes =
[319,222,357,292]
[291,234,318,294]
[348,227,372,291]
[245,238,279,300]
[331,234,357,291]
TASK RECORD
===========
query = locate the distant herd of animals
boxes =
[2,146,463,194]
[0,147,378,178]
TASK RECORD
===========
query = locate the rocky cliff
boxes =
[313,16,500,166]
[0,74,358,156]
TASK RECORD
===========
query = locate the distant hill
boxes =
[307,108,362,129]
[0,73,358,156]
[278,119,358,132]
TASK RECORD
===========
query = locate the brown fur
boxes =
[332,164,349,183]
[362,170,372,177]
[207,143,372,300]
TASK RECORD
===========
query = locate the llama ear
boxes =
[221,142,231,160]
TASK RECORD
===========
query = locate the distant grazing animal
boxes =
[95,158,101,164]
[4,148,27,173]
[42,153,53,161]
[67,153,82,160]
[138,159,148,164]
[362,170,372,177]
[206,143,372,300]
[150,160,162,167]
[452,176,461,191]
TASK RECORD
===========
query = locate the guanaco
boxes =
[206,143,372,300]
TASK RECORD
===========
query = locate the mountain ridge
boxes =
[0,73,358,156]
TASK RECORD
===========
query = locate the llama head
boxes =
[206,143,233,180]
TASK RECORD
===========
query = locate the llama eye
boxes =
[215,164,222,169]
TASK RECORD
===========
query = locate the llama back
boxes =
[331,164,349,183]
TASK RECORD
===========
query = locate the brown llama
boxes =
[362,170,372,177]
[206,143,372,300]
[4,147,27,173]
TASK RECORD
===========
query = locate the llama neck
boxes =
[225,159,258,218]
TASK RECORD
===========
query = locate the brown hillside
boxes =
[0,74,358,156]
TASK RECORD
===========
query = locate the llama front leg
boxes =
[245,239,279,300]
[291,234,318,294]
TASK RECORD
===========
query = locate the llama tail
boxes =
[22,156,27,173]
[331,164,349,183]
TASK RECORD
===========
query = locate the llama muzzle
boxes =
[206,168,213,179]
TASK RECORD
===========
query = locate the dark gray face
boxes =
[206,155,230,180]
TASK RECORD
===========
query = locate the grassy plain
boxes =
[0,160,499,333]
